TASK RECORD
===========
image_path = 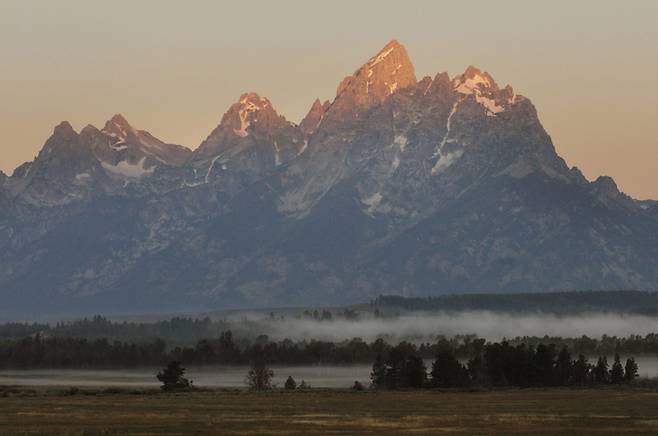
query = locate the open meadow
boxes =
[1,388,658,434]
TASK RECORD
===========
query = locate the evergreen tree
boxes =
[156,361,191,391]
[624,357,639,383]
[593,356,610,384]
[284,376,297,390]
[370,353,387,389]
[431,348,469,388]
[405,354,427,388]
[555,346,573,385]
[483,342,507,386]
[572,355,590,386]
[610,354,624,384]
[467,352,489,386]
[533,344,557,386]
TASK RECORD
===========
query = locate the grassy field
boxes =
[1,388,658,434]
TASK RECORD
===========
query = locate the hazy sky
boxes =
[1,0,656,199]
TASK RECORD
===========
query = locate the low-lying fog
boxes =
[2,356,657,388]
[225,311,658,343]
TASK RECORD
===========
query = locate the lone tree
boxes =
[284,376,297,390]
[156,361,191,391]
[246,358,274,391]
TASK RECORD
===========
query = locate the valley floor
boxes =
[1,388,658,434]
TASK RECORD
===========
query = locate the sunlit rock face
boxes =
[0,40,656,318]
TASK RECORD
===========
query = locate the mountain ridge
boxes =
[0,40,656,319]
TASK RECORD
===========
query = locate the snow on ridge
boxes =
[233,97,267,137]
[454,74,492,94]
[111,143,128,151]
[369,46,396,67]
[476,94,504,115]
[453,71,514,116]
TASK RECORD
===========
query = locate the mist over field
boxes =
[225,311,658,343]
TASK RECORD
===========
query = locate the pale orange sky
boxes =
[1,0,657,199]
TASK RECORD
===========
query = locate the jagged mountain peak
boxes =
[590,175,638,209]
[1,39,657,317]
[451,65,518,116]
[324,40,416,125]
[109,113,130,126]
[190,92,305,180]
[237,92,271,109]
[453,65,499,93]
[299,98,329,135]
[101,113,134,140]
[341,40,416,98]
[592,175,621,198]
[53,121,77,139]
[80,124,100,135]
[211,92,283,139]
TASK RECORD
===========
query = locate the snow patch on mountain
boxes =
[298,140,309,155]
[101,157,154,179]
[452,67,514,116]
[432,150,464,174]
[234,95,269,138]
[394,135,408,152]
[274,141,282,166]
[391,155,400,170]
[362,192,383,215]
[368,45,396,68]
[432,100,463,175]
[205,155,222,183]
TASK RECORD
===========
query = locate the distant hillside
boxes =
[372,291,658,315]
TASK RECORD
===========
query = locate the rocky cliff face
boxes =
[299,99,330,136]
[1,40,656,319]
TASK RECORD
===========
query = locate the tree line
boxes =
[0,316,227,346]
[371,342,640,389]
[0,331,651,373]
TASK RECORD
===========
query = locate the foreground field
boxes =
[1,388,658,434]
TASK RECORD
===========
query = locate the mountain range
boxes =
[1,40,656,319]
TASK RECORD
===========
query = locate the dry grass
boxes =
[1,388,657,434]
